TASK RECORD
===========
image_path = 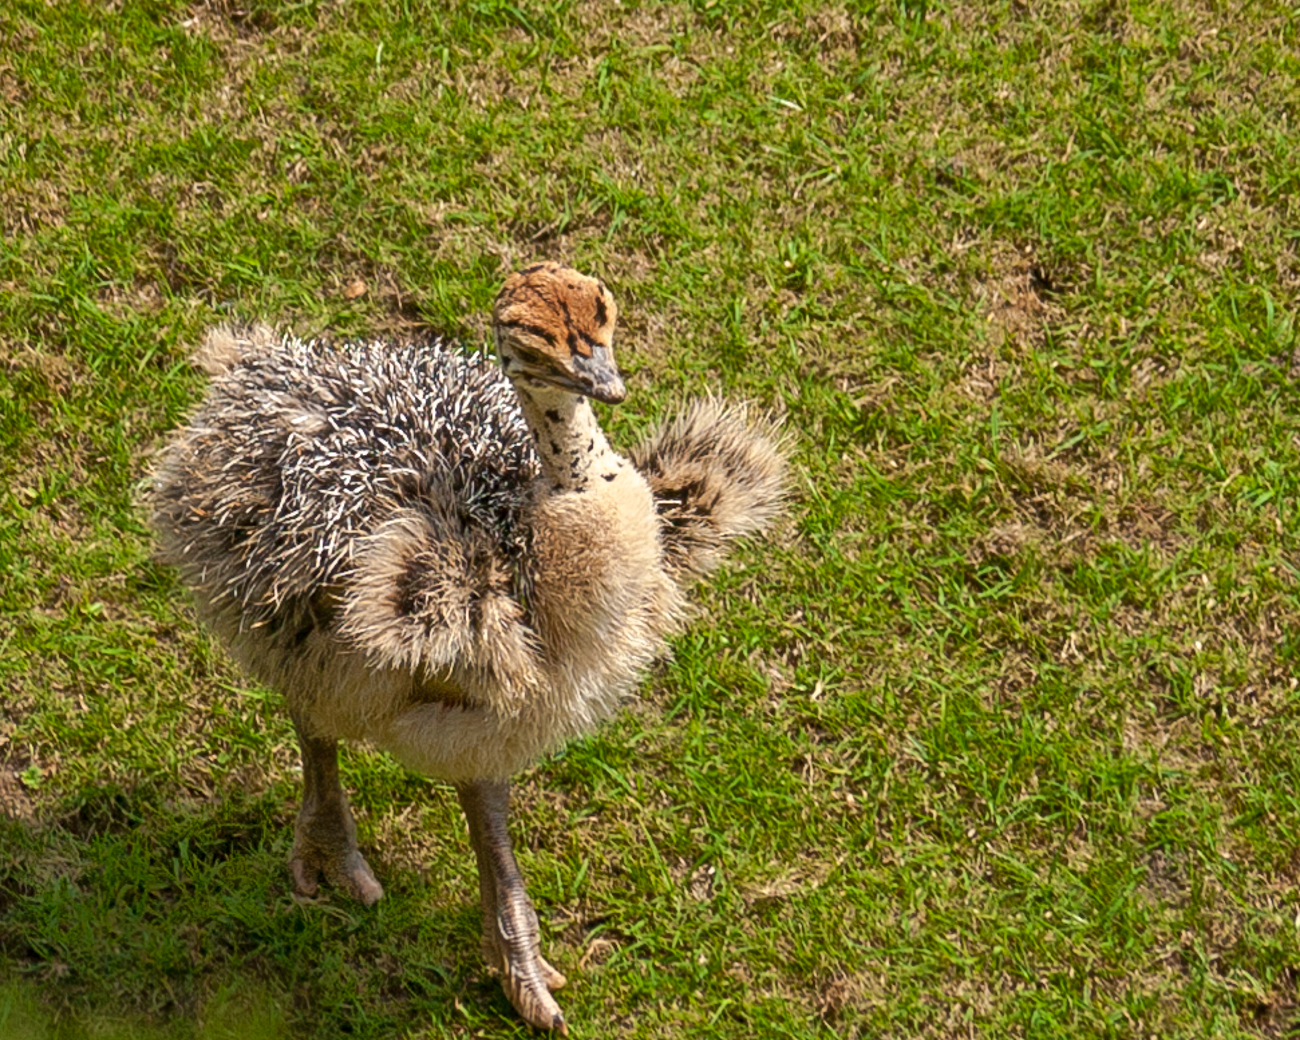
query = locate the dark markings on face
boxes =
[500,323,559,366]
[518,282,554,313]
[554,296,592,359]
[545,409,561,423]
[594,293,608,327]
[602,472,616,482]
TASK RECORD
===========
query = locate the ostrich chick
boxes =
[146,263,786,1032]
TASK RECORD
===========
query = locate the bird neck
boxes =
[514,383,624,492]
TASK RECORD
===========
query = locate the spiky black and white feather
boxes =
[150,324,538,627]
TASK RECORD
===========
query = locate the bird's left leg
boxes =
[288,714,384,906]
[456,778,568,1033]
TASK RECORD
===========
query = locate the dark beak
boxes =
[571,342,626,404]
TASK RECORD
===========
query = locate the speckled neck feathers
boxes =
[513,385,625,492]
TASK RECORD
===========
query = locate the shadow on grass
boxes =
[0,979,291,1040]
[0,787,480,1039]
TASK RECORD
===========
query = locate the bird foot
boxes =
[290,799,385,906]
[291,845,384,906]
[482,925,568,1033]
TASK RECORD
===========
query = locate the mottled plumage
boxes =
[151,324,536,626]
[145,264,786,1033]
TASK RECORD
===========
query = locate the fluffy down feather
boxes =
[629,398,787,581]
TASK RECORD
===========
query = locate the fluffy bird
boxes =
[147,262,785,1032]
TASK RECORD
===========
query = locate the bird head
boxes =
[492,262,626,405]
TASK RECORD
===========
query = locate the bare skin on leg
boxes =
[289,717,385,906]
[456,779,567,1034]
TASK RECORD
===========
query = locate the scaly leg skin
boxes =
[456,779,567,1034]
[289,716,384,906]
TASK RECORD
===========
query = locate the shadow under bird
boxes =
[146,262,787,1032]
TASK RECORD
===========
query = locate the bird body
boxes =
[146,264,785,1031]
[153,324,683,781]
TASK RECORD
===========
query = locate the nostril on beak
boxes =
[594,372,627,405]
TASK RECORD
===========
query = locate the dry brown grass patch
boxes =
[977,246,1065,351]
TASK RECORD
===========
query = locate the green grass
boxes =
[3,0,1300,1036]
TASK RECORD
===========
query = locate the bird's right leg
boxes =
[456,778,567,1033]
[288,715,384,906]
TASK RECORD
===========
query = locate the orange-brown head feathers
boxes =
[492,262,625,404]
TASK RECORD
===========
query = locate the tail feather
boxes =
[629,399,787,582]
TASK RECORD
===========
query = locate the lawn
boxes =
[2,1,1300,1037]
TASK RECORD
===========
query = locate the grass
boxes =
[2,0,1300,1036]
